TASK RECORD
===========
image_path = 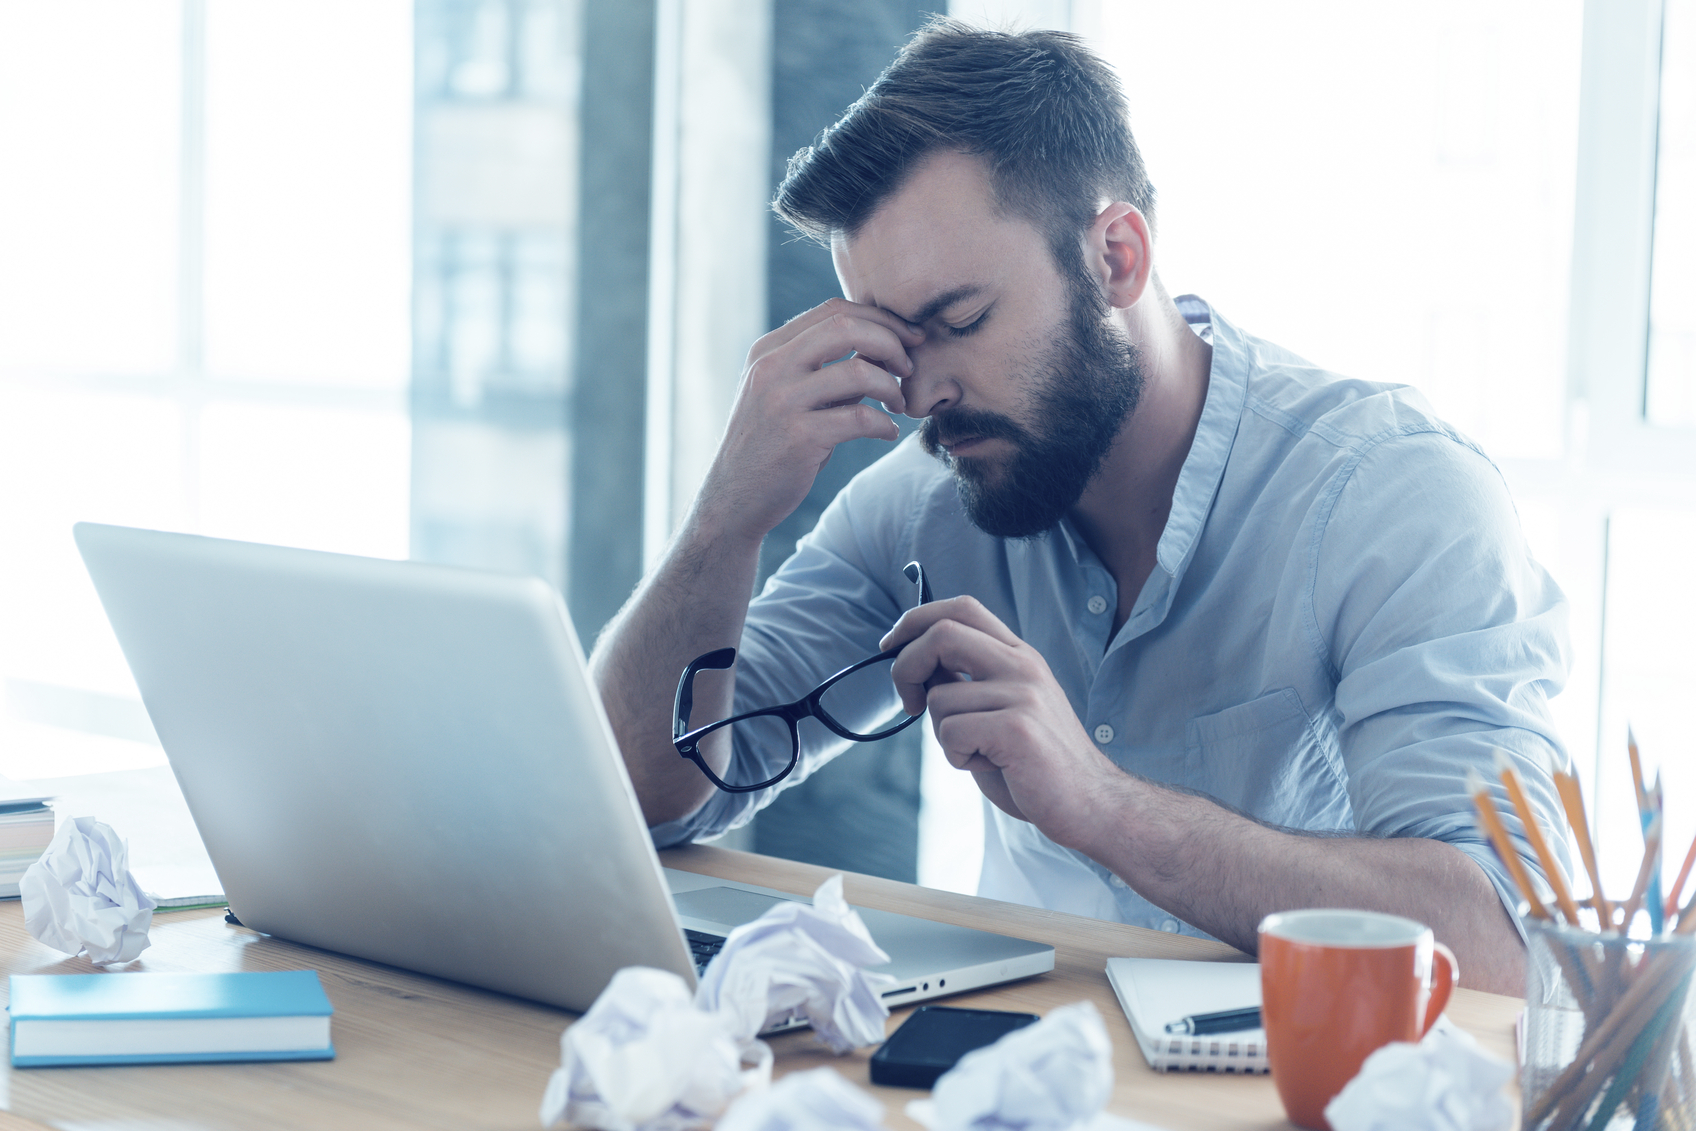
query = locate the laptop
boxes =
[73,523,1054,1015]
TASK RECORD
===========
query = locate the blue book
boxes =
[9,970,334,1067]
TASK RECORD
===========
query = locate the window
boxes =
[0,1,411,779]
[1092,0,1694,894]
[1648,0,1696,424]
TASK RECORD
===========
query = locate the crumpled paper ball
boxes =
[694,873,896,1053]
[538,966,771,1131]
[541,875,900,1130]
[909,1001,1116,1131]
[1324,1023,1515,1131]
[716,1067,886,1131]
[19,815,157,965]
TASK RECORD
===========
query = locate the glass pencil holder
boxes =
[1522,920,1696,1131]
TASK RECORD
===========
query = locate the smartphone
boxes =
[868,1005,1040,1088]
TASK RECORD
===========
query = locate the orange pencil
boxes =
[1497,751,1582,925]
[1469,767,1551,921]
[1628,725,1650,813]
[1553,766,1612,927]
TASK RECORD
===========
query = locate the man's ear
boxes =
[1086,203,1153,310]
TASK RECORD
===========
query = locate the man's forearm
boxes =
[588,513,763,827]
[1081,775,1525,993]
[589,296,919,828]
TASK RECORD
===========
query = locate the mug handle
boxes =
[1419,941,1459,1036]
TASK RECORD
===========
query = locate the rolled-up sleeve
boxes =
[1314,429,1571,933]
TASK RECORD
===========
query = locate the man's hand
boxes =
[880,598,1526,992]
[880,596,1121,848]
[591,298,923,829]
[697,298,924,549]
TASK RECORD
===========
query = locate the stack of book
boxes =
[0,797,54,898]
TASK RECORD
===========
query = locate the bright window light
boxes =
[203,1,413,389]
[1647,0,1696,426]
[198,402,411,558]
[0,2,412,781]
[1098,0,1583,462]
[0,1,180,376]
[1596,508,1696,894]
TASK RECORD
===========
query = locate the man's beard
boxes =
[919,284,1145,539]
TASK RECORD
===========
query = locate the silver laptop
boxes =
[74,523,1054,1015]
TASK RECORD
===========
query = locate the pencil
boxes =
[1497,751,1582,925]
[1468,767,1550,921]
[1629,725,1650,813]
[1666,832,1695,927]
[1649,774,1666,934]
[1524,947,1689,1126]
[1554,766,1612,927]
[1561,965,1692,1131]
[1676,888,1696,935]
[1620,814,1664,933]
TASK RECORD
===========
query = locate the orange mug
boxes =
[1259,909,1458,1131]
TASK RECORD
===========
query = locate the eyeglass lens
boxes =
[701,712,798,791]
[817,655,906,739]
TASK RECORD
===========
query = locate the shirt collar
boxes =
[1153,295,1249,579]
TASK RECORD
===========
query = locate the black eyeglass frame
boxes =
[672,561,933,794]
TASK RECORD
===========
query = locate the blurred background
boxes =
[0,0,1689,901]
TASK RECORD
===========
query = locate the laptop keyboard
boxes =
[685,928,727,973]
[684,927,810,1034]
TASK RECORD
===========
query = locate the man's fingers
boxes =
[882,596,1024,655]
[888,617,1027,716]
[805,357,907,416]
[741,318,913,417]
[932,707,1015,772]
[789,315,917,382]
[804,400,902,448]
[924,676,1021,722]
[782,297,923,346]
[760,297,924,359]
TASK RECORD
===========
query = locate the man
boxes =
[590,21,1568,993]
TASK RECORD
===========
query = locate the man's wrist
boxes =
[680,490,772,563]
[1062,757,1156,863]
[666,505,763,576]
[1069,767,1242,896]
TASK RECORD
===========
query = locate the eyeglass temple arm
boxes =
[674,647,737,739]
[903,560,932,605]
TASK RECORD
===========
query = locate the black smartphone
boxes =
[868,1005,1040,1088]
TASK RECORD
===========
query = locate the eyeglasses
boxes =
[672,561,933,794]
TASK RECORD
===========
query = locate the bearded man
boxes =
[589,20,1569,994]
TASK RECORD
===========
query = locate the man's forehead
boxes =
[832,155,991,286]
[830,150,1051,318]
[832,236,975,319]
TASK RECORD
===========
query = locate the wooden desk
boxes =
[0,845,1521,1130]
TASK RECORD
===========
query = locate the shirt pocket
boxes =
[1182,689,1350,826]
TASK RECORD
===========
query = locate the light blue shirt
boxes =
[653,298,1570,941]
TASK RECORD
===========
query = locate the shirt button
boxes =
[1086,595,1108,615]
[1160,919,1180,933]
[1093,724,1115,744]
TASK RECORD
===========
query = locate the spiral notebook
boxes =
[1105,957,1269,1074]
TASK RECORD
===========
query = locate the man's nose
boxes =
[899,344,959,419]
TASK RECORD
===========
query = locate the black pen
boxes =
[1163,1006,1261,1035]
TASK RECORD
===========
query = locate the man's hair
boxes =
[772,18,1156,268]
